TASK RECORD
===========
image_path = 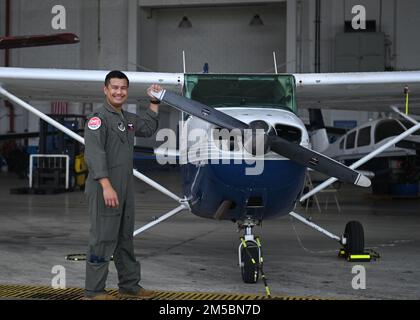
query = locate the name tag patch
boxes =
[88,117,102,130]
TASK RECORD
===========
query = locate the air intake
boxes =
[274,124,301,143]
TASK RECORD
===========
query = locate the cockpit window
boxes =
[374,119,405,143]
[345,131,356,149]
[399,120,420,135]
[357,126,371,147]
[184,74,297,114]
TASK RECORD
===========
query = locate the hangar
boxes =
[0,0,419,301]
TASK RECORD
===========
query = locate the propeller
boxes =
[151,90,371,187]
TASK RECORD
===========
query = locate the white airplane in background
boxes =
[301,100,420,196]
[1,66,420,290]
[323,116,420,194]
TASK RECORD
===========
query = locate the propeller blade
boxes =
[151,90,249,130]
[269,135,371,187]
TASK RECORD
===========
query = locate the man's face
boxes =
[104,78,128,108]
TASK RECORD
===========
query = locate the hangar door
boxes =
[139,4,286,74]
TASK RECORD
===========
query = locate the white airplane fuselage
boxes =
[325,118,419,161]
[181,107,309,221]
[323,118,420,192]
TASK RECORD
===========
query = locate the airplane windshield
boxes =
[399,120,420,135]
[184,74,297,113]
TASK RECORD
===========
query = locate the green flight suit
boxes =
[84,102,159,297]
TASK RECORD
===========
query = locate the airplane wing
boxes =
[294,71,420,114]
[2,67,420,109]
[0,67,184,103]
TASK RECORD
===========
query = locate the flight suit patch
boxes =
[118,122,126,132]
[88,117,102,130]
[128,123,135,131]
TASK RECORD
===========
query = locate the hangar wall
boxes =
[136,2,287,147]
[0,0,5,134]
[395,0,420,70]
[8,0,81,69]
[1,0,420,83]
[0,0,4,67]
[138,4,286,73]
[295,0,420,127]
[3,0,130,70]
[139,0,284,5]
[0,0,132,141]
[296,0,420,74]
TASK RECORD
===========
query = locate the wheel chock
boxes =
[346,254,372,262]
[338,248,379,262]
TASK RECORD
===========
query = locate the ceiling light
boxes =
[178,16,192,28]
[250,14,264,26]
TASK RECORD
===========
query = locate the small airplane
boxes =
[323,116,420,194]
[1,66,420,288]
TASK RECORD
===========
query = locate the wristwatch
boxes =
[150,99,161,104]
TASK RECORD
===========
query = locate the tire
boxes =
[240,241,260,283]
[344,221,365,254]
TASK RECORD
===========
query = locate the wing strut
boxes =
[391,106,419,125]
[0,86,190,231]
[133,204,188,236]
[289,211,341,242]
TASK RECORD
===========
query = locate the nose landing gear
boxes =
[237,219,271,297]
[238,220,260,284]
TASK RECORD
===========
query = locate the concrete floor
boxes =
[0,170,419,300]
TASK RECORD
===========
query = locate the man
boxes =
[83,70,162,300]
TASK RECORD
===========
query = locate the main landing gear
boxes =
[289,211,379,262]
[343,220,365,254]
[340,220,379,261]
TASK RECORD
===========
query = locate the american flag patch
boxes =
[51,101,68,115]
